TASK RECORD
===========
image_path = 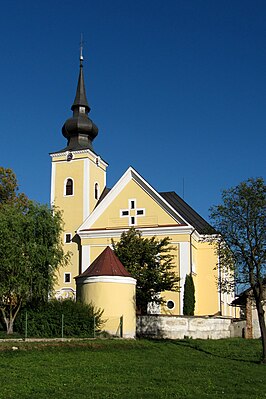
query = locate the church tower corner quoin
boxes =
[50,50,236,318]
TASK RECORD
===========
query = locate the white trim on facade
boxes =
[83,158,90,220]
[50,148,108,168]
[77,167,193,232]
[103,166,106,189]
[55,287,76,300]
[82,245,90,273]
[79,225,196,240]
[179,242,190,315]
[50,161,56,205]
[77,275,136,285]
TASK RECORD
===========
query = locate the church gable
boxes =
[78,167,190,232]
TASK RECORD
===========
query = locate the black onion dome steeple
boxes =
[62,53,98,151]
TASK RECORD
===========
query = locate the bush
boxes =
[14,299,103,338]
[183,274,195,316]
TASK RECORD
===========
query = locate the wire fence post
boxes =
[120,315,123,338]
[61,314,64,339]
[25,311,28,339]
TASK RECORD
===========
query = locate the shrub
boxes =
[14,299,103,338]
[183,274,195,316]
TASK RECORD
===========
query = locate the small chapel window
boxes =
[130,200,135,209]
[167,300,175,310]
[64,273,71,283]
[94,183,99,200]
[65,178,73,196]
[65,233,72,243]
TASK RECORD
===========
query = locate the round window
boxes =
[167,300,175,310]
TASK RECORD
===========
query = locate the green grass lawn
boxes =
[0,338,265,399]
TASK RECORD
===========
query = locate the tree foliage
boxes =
[112,228,179,314]
[0,167,69,334]
[183,274,195,316]
[210,177,266,362]
[0,167,28,208]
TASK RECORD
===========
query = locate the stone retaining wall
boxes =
[137,315,245,339]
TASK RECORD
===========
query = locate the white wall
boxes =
[137,315,245,339]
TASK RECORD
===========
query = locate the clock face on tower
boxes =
[67,152,73,162]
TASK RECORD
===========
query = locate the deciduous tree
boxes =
[210,177,266,363]
[112,228,179,314]
[0,167,69,334]
[0,167,28,208]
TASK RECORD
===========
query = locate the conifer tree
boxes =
[183,274,195,316]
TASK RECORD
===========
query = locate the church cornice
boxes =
[75,275,136,285]
[50,149,108,167]
[78,225,198,239]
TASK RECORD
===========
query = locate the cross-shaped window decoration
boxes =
[120,199,145,226]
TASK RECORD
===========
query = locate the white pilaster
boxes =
[83,158,90,220]
[179,242,190,315]
[50,161,56,205]
[82,244,90,273]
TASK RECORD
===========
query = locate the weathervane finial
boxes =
[80,33,84,66]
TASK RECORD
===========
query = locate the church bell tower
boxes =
[50,49,108,298]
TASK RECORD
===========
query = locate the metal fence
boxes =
[21,312,124,339]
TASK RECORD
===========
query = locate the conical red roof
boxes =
[76,246,132,278]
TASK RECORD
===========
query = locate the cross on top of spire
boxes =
[80,33,84,66]
[61,37,99,151]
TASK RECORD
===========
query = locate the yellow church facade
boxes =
[50,54,235,318]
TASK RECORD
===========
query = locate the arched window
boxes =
[65,178,73,196]
[94,183,99,200]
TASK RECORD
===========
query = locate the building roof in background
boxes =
[159,191,213,234]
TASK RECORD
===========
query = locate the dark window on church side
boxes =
[94,183,99,200]
[131,200,135,209]
[131,216,135,225]
[64,273,71,283]
[65,179,73,196]
[137,209,144,215]
[122,210,129,216]
[65,234,72,243]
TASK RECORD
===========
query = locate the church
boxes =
[50,51,235,323]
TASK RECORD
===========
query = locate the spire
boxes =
[62,40,98,152]
[71,35,90,112]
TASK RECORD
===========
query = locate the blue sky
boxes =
[0,0,265,221]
